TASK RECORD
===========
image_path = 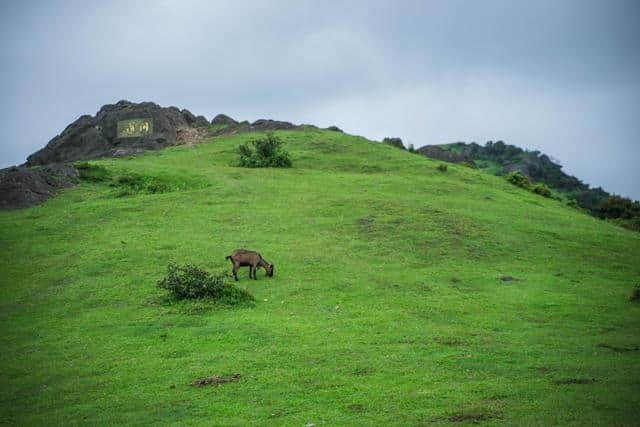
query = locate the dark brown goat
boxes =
[225,249,274,281]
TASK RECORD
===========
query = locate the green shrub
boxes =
[597,195,640,220]
[114,173,146,189]
[146,180,171,194]
[382,137,405,150]
[408,144,416,153]
[437,164,448,172]
[566,198,580,208]
[111,173,173,196]
[609,217,640,232]
[505,171,530,189]
[631,284,640,302]
[111,173,146,197]
[74,162,111,182]
[157,263,254,304]
[237,133,292,168]
[532,183,552,198]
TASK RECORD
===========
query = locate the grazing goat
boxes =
[225,249,274,281]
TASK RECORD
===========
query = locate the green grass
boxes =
[1,128,639,425]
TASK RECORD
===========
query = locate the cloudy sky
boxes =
[1,0,639,199]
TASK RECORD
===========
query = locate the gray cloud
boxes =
[1,0,639,199]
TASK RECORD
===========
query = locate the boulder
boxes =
[181,109,210,128]
[249,119,295,131]
[0,164,78,210]
[26,100,209,166]
[211,114,238,126]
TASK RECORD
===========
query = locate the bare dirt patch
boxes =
[427,411,501,424]
[347,403,365,413]
[356,215,375,226]
[435,337,465,346]
[191,373,240,387]
[353,367,374,376]
[598,343,639,353]
[553,378,596,385]
[447,413,494,423]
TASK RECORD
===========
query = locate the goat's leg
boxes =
[248,266,253,279]
[252,264,258,280]
[232,262,239,281]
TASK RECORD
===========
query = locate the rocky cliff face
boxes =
[26,100,210,166]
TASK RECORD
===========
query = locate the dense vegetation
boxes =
[439,141,639,231]
[237,133,292,168]
[383,137,415,153]
[1,128,639,425]
[157,263,254,303]
[505,171,552,199]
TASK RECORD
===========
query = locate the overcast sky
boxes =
[1,0,639,199]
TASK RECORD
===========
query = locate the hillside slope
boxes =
[1,128,639,425]
[431,141,611,211]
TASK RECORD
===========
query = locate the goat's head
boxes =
[266,264,274,277]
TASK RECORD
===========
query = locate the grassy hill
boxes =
[1,128,639,425]
[435,141,615,214]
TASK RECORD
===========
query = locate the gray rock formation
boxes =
[416,145,476,165]
[248,119,295,131]
[3,102,309,210]
[0,164,78,210]
[26,100,209,166]
[211,114,238,126]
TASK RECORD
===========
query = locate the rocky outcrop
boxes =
[4,102,310,210]
[248,119,296,131]
[181,109,209,128]
[211,114,238,126]
[416,145,476,165]
[0,164,78,210]
[26,100,210,166]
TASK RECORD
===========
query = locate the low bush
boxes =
[71,162,207,199]
[532,183,552,198]
[609,217,640,232]
[630,284,640,302]
[597,195,640,220]
[237,133,292,168]
[111,173,172,197]
[157,263,254,304]
[382,137,405,150]
[505,171,561,201]
[437,164,448,172]
[74,162,111,182]
[566,198,580,208]
[505,171,530,189]
[461,161,477,169]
